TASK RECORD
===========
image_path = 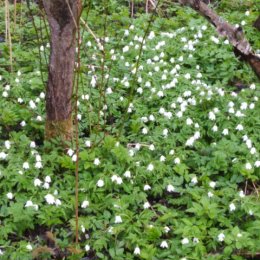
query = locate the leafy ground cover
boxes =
[0,1,260,259]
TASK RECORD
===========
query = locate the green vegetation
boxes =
[0,1,259,259]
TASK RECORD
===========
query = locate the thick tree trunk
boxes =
[43,0,81,141]
[179,0,260,80]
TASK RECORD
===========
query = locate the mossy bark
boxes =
[43,0,81,141]
[45,118,73,142]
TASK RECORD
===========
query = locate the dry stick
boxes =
[73,0,82,245]
[146,0,149,13]
[179,0,260,80]
[131,0,134,18]
[5,0,13,72]
[80,18,103,51]
[13,0,17,32]
[5,0,8,42]
[252,181,259,198]
[26,0,45,84]
[99,2,109,139]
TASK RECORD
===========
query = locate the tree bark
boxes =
[43,0,81,141]
[179,0,260,80]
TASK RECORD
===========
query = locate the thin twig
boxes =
[80,18,103,51]
[74,0,82,245]
[65,0,78,29]
[252,181,259,198]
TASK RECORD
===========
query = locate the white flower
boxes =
[167,184,175,192]
[249,210,254,215]
[239,190,245,198]
[162,129,168,137]
[35,155,41,162]
[245,10,250,16]
[5,141,11,149]
[255,161,260,167]
[160,241,168,248]
[228,107,235,114]
[81,200,89,208]
[72,154,77,162]
[23,162,30,169]
[67,149,74,157]
[250,147,256,154]
[246,139,252,149]
[111,174,118,183]
[35,161,43,169]
[222,129,229,135]
[218,233,225,242]
[85,140,91,147]
[124,170,131,178]
[149,144,155,151]
[30,141,36,148]
[157,90,164,97]
[193,237,199,243]
[0,249,4,255]
[55,199,62,206]
[212,125,218,132]
[164,226,170,233]
[186,137,195,147]
[122,45,129,53]
[208,191,214,198]
[97,179,104,187]
[143,202,151,209]
[142,128,148,134]
[169,150,175,155]
[26,244,33,251]
[45,176,51,183]
[181,238,189,245]
[0,152,8,159]
[245,162,252,170]
[106,87,113,94]
[29,100,36,109]
[81,225,86,233]
[191,176,198,184]
[85,244,90,252]
[147,163,154,171]
[186,118,193,125]
[236,124,244,131]
[6,192,13,200]
[134,246,141,255]
[115,215,122,223]
[160,155,166,162]
[116,177,123,185]
[39,92,45,99]
[45,194,55,204]
[209,181,216,188]
[2,91,8,97]
[144,184,151,191]
[174,158,181,164]
[34,178,42,187]
[237,233,242,238]
[43,182,50,189]
[36,116,42,121]
[240,102,247,110]
[25,200,34,207]
[149,114,155,121]
[94,158,100,165]
[90,76,97,87]
[229,203,236,212]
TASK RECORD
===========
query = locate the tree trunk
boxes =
[179,0,260,80]
[43,0,81,141]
